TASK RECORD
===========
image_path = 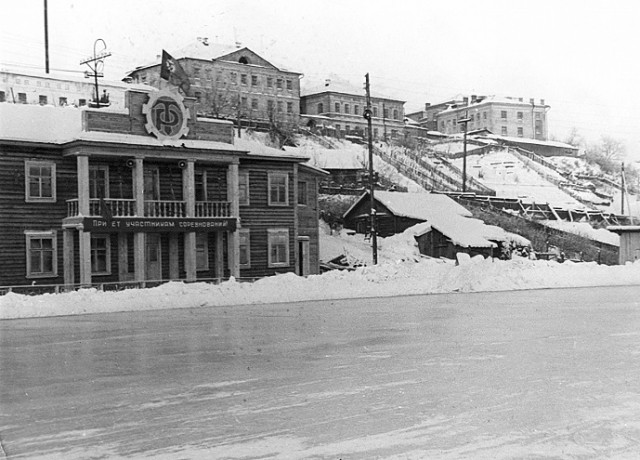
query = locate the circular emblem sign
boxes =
[142,90,190,140]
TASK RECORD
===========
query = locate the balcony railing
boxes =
[67,198,232,219]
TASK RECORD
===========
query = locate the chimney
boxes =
[529,98,535,104]
[471,95,477,103]
[463,96,469,105]
[518,97,523,102]
[540,99,545,105]
[425,102,431,109]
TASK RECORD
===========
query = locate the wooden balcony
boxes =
[66,199,232,218]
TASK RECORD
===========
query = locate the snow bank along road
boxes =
[2,285,640,459]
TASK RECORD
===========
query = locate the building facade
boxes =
[0,87,324,289]
[300,79,405,141]
[408,95,549,141]
[0,68,149,110]
[125,40,302,129]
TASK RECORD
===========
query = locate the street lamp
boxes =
[457,115,471,192]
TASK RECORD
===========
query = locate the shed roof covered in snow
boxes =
[344,191,472,222]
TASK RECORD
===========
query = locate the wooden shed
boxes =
[607,226,640,264]
[342,191,472,237]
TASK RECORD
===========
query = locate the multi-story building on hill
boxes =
[125,39,302,129]
[407,95,549,141]
[299,79,405,141]
[0,87,325,289]
[0,68,150,109]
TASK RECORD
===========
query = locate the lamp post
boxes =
[457,115,471,192]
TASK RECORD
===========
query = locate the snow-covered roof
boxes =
[607,226,640,233]
[438,95,549,115]
[0,103,84,144]
[129,42,298,74]
[344,191,472,222]
[487,134,579,150]
[233,137,309,161]
[301,79,403,102]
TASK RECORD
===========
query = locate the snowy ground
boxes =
[2,221,638,320]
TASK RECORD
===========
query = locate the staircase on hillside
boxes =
[373,144,495,195]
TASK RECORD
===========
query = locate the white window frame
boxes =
[268,172,289,206]
[297,180,308,206]
[25,230,58,278]
[268,228,289,268]
[25,160,56,203]
[239,229,251,269]
[91,234,111,275]
[196,233,209,271]
[238,171,250,206]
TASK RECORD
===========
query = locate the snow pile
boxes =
[2,258,639,320]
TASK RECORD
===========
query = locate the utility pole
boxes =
[458,111,471,192]
[621,162,625,215]
[364,73,378,265]
[43,0,49,73]
[80,39,112,109]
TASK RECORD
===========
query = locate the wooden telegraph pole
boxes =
[364,73,378,264]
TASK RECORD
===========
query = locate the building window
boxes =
[383,107,389,118]
[230,72,237,84]
[91,235,111,275]
[251,75,259,86]
[79,99,86,106]
[59,97,67,106]
[18,93,27,104]
[517,111,523,121]
[277,101,283,113]
[535,112,542,120]
[345,124,351,133]
[297,181,308,205]
[393,109,399,120]
[238,171,250,206]
[0,91,5,102]
[501,126,508,135]
[344,103,350,114]
[240,74,248,85]
[241,97,248,108]
[286,79,293,91]
[268,172,289,206]
[195,170,207,201]
[501,110,507,119]
[89,166,109,199]
[39,95,47,105]
[317,102,324,114]
[196,233,209,271]
[517,127,524,137]
[354,104,359,115]
[267,99,275,113]
[239,229,250,268]
[267,77,273,88]
[287,102,293,113]
[335,124,341,132]
[276,79,283,90]
[483,111,487,119]
[268,228,289,267]
[25,161,56,202]
[373,106,378,117]
[251,98,259,110]
[25,230,58,278]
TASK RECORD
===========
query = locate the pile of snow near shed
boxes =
[3,222,639,320]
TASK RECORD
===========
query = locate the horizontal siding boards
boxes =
[0,145,75,286]
[239,160,296,278]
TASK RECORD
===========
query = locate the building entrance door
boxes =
[298,238,310,276]
[146,234,162,280]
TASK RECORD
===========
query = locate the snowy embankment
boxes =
[2,257,639,320]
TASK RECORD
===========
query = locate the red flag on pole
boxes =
[160,50,191,95]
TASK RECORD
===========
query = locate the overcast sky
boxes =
[2,0,640,160]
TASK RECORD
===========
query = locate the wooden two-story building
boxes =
[0,87,326,288]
